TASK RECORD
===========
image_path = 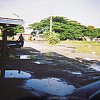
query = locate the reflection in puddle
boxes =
[20,55,30,59]
[90,76,100,80]
[9,54,35,59]
[0,70,31,78]
[34,61,41,64]
[63,70,82,76]
[19,55,36,59]
[33,58,58,66]
[83,57,93,61]
[34,60,53,65]
[90,62,100,71]
[71,72,82,75]
[24,78,76,96]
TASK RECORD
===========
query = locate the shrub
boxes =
[43,32,60,45]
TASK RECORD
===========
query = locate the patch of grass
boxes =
[44,52,54,58]
[77,44,100,55]
[60,40,100,55]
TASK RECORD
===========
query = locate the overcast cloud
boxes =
[0,0,100,29]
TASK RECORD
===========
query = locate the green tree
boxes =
[91,28,100,38]
[28,16,100,41]
[8,25,24,37]
[0,25,24,37]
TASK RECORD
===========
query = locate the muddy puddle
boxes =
[2,51,100,99]
[9,54,36,59]
[0,67,100,100]
[90,62,100,71]
[24,78,76,96]
[0,70,31,78]
[0,69,76,100]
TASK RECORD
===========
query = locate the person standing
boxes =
[18,34,24,47]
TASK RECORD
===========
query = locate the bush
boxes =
[43,32,50,39]
[43,32,60,45]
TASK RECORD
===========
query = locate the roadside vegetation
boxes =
[0,25,24,40]
[60,40,100,55]
[28,16,100,43]
[0,16,100,55]
[27,16,100,55]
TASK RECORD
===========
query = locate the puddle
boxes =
[63,70,82,76]
[29,51,39,54]
[33,57,58,66]
[34,60,53,65]
[24,78,76,96]
[9,54,36,59]
[0,70,31,78]
[90,62,100,71]
[34,61,41,64]
[83,57,93,61]
[90,76,100,80]
[71,72,82,75]
[20,55,31,59]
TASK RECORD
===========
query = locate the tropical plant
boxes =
[28,16,100,41]
[0,25,24,37]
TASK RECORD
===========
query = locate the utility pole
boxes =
[50,15,52,34]
[50,0,53,34]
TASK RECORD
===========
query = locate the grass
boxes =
[60,40,100,55]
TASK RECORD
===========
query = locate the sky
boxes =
[0,0,100,32]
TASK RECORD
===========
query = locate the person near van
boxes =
[18,34,24,47]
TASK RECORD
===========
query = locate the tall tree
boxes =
[28,16,99,40]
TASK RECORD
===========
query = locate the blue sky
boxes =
[0,0,100,29]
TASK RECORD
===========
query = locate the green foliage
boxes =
[13,25,24,34]
[0,25,24,37]
[43,32,50,39]
[92,28,100,38]
[43,32,60,45]
[48,33,60,45]
[29,19,50,36]
[28,16,100,40]
[0,26,3,37]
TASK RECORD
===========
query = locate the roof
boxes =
[0,17,24,25]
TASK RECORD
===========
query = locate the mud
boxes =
[0,41,100,100]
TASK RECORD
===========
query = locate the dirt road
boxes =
[24,41,100,61]
[0,40,100,100]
